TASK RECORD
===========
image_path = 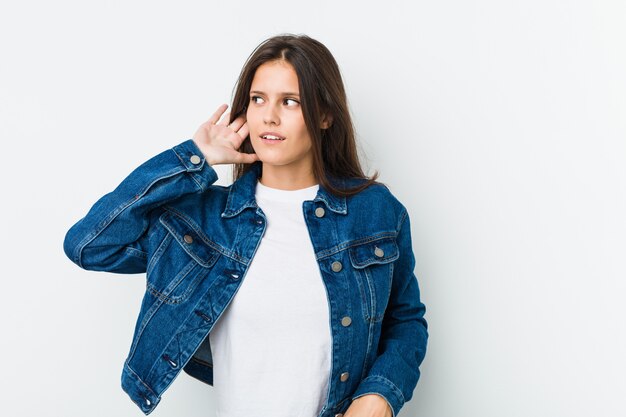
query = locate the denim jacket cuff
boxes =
[172,139,218,192]
[351,375,404,417]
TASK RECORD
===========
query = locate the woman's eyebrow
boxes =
[250,90,300,97]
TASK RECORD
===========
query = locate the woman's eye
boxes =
[249,96,298,106]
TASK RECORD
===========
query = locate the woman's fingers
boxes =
[236,121,249,140]
[217,111,231,126]
[208,104,228,126]
[228,114,246,132]
[238,151,259,164]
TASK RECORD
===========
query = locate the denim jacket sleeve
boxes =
[63,139,217,273]
[350,208,429,417]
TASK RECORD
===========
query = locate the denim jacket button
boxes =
[190,154,201,165]
[331,261,342,272]
[340,372,349,382]
[183,234,193,244]
[341,316,352,327]
[315,207,325,217]
[374,246,384,257]
[335,414,343,417]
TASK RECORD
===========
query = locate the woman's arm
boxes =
[350,208,429,417]
[63,105,258,274]
[63,139,217,273]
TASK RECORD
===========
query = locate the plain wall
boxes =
[1,1,624,416]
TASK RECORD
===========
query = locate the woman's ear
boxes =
[320,113,333,129]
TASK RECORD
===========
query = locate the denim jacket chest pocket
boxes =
[348,236,400,323]
[146,210,221,305]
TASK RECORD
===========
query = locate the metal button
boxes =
[190,154,201,165]
[340,372,349,382]
[331,261,342,272]
[315,207,325,218]
[183,234,193,244]
[335,414,343,417]
[230,272,240,280]
[341,316,352,327]
[374,246,384,257]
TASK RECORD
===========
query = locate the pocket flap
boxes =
[348,236,399,269]
[159,211,220,268]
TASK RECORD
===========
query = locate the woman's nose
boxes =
[263,104,280,125]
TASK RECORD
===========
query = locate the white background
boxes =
[1,1,624,416]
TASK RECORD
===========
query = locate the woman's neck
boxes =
[258,163,318,190]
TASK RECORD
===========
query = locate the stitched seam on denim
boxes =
[396,208,408,234]
[172,145,187,167]
[175,265,209,304]
[222,186,237,216]
[362,375,405,403]
[127,287,168,361]
[147,282,189,305]
[125,246,148,259]
[367,263,392,323]
[74,166,185,268]
[316,231,397,260]
[147,233,172,275]
[189,172,204,191]
[387,262,394,309]
[172,144,205,172]
[190,163,218,192]
[312,194,347,214]
[159,212,221,268]
[146,259,197,304]
[124,360,158,397]
[349,242,400,268]
[159,333,203,396]
[145,329,183,386]
[163,206,248,264]
[353,269,369,323]
[193,164,218,192]
[147,348,175,393]
[364,267,377,322]
[360,320,377,381]
[222,199,258,218]
[160,208,218,251]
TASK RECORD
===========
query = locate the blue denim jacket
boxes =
[63,139,428,417]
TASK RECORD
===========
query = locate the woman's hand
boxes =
[344,394,393,417]
[192,103,260,166]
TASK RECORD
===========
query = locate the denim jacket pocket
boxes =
[349,236,400,322]
[145,210,221,305]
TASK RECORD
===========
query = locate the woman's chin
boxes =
[251,152,283,166]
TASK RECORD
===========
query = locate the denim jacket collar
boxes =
[221,161,348,218]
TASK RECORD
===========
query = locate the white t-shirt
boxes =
[209,180,332,417]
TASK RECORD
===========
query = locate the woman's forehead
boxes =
[250,61,300,94]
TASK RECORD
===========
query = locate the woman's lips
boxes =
[260,136,285,144]
[259,132,286,143]
[259,131,286,140]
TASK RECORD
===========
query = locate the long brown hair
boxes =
[228,34,382,197]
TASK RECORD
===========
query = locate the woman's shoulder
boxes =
[344,178,408,216]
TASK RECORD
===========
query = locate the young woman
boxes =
[64,34,428,417]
